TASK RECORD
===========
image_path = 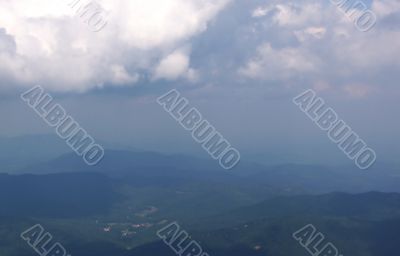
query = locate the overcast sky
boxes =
[0,0,399,165]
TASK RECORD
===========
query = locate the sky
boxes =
[0,0,399,166]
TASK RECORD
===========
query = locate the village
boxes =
[97,206,168,239]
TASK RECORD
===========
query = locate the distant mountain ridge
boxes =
[18,148,400,195]
[194,191,400,229]
[0,134,72,172]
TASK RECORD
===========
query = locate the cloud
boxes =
[373,0,400,16]
[0,0,230,92]
[343,83,374,99]
[0,0,398,99]
[109,65,139,85]
[153,48,198,81]
[239,43,319,80]
[237,0,400,96]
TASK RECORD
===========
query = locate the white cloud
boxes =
[0,0,230,92]
[343,84,374,99]
[239,43,319,80]
[240,0,400,96]
[271,3,323,27]
[109,65,139,85]
[294,27,326,42]
[153,48,193,81]
[252,6,273,18]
